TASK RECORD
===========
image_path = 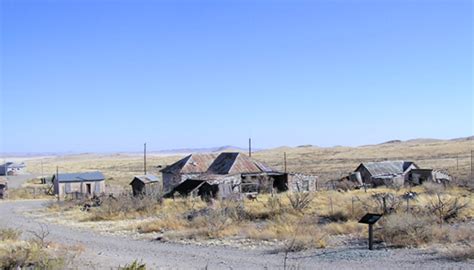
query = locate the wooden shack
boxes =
[52,171,105,198]
[353,160,418,187]
[407,169,451,185]
[130,174,161,196]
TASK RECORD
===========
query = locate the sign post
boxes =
[358,213,383,250]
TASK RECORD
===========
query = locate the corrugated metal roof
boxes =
[160,154,216,174]
[132,174,159,184]
[54,171,105,183]
[359,161,416,176]
[207,152,276,175]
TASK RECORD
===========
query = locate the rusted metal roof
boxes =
[207,152,276,175]
[131,174,159,184]
[160,154,217,174]
[357,161,417,177]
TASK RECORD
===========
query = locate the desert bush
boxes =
[322,221,364,236]
[287,192,314,212]
[7,185,52,200]
[427,193,469,224]
[380,212,435,247]
[322,210,349,223]
[85,195,160,221]
[0,228,21,241]
[262,195,285,217]
[119,260,147,270]
[0,227,79,270]
[275,223,326,254]
[371,193,401,214]
[422,181,446,195]
[0,241,71,270]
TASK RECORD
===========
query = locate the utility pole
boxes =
[144,143,147,175]
[284,152,287,173]
[248,138,252,157]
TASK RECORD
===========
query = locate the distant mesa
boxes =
[379,140,402,145]
[296,144,314,148]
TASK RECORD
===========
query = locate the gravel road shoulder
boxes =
[0,200,471,269]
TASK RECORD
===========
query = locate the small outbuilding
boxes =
[407,169,451,185]
[52,171,105,198]
[0,162,26,176]
[353,160,418,187]
[130,174,161,196]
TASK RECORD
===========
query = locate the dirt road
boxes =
[0,200,471,269]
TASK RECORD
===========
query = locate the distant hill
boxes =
[451,135,474,142]
[373,136,473,146]
[156,145,252,154]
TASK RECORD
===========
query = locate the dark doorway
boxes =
[86,183,92,194]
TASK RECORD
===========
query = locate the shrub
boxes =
[427,194,469,224]
[371,193,401,214]
[119,260,147,270]
[287,192,314,212]
[0,242,70,270]
[85,195,160,221]
[0,228,21,241]
[323,210,349,223]
[380,212,435,247]
[422,181,445,195]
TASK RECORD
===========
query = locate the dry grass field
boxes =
[19,137,473,191]
[35,184,474,260]
[5,137,474,265]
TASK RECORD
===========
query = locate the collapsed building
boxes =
[161,152,318,199]
[351,160,418,187]
[406,169,451,185]
[350,160,451,187]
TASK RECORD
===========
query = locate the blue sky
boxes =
[1,0,472,153]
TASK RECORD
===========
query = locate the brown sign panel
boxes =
[358,213,383,224]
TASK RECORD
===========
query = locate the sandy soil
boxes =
[0,200,472,269]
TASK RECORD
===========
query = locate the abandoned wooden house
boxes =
[407,169,451,185]
[0,177,7,199]
[160,153,217,192]
[0,162,26,176]
[165,152,318,199]
[52,171,105,198]
[130,174,161,196]
[352,160,418,187]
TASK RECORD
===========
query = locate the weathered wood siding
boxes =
[287,173,318,192]
[56,181,105,198]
